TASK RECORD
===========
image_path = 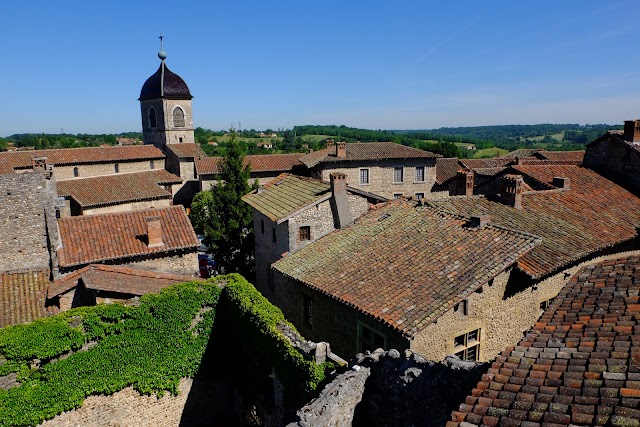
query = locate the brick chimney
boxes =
[326,140,335,148]
[455,169,474,196]
[145,216,164,248]
[329,172,353,229]
[552,176,571,190]
[500,174,524,209]
[336,141,347,158]
[624,120,640,142]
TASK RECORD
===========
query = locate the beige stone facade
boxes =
[81,199,172,216]
[54,159,165,181]
[124,252,198,277]
[140,99,195,149]
[316,158,437,200]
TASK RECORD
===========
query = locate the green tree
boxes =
[190,129,257,278]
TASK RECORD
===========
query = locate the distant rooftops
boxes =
[0,145,165,174]
[299,142,439,168]
[273,201,540,337]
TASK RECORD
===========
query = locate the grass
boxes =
[471,147,509,158]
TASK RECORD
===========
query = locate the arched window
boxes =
[172,106,185,128]
[73,167,79,177]
[150,160,155,170]
[149,107,157,128]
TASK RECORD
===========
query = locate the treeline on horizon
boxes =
[1,123,621,158]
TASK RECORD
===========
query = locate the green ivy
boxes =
[0,279,222,427]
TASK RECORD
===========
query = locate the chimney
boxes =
[552,176,571,190]
[336,141,347,158]
[145,216,164,248]
[515,157,523,165]
[326,140,335,148]
[624,120,640,142]
[469,214,490,229]
[32,156,48,173]
[329,172,353,229]
[454,169,474,197]
[500,174,524,209]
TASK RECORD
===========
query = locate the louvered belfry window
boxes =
[173,107,185,128]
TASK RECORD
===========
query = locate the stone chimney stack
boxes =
[329,172,353,229]
[326,140,335,149]
[455,169,474,197]
[552,176,571,190]
[336,142,347,158]
[500,174,524,209]
[146,216,164,248]
[32,157,53,179]
[624,120,640,142]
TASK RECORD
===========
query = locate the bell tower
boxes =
[139,35,195,149]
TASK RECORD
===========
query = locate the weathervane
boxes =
[159,33,164,51]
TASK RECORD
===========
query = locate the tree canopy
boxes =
[190,130,257,279]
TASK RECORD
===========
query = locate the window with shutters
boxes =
[454,329,481,361]
[299,226,311,242]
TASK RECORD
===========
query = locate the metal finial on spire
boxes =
[158,33,167,61]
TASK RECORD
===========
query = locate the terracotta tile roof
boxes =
[519,159,582,166]
[56,170,181,208]
[165,143,206,159]
[48,264,198,298]
[428,165,640,279]
[460,158,514,169]
[502,149,542,159]
[537,150,585,163]
[57,206,199,267]
[299,142,439,168]
[242,173,332,223]
[273,201,540,337]
[436,158,462,184]
[449,255,640,427]
[195,153,305,176]
[0,270,50,328]
[0,145,165,174]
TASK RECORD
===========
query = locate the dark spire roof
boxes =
[139,63,193,101]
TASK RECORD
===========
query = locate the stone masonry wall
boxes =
[82,198,172,216]
[124,251,199,276]
[52,159,164,181]
[0,173,58,273]
[319,158,437,199]
[412,249,640,362]
[253,210,291,295]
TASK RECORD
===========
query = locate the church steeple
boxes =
[139,35,195,148]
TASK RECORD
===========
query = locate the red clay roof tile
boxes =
[0,270,50,328]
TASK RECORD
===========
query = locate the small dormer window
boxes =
[149,107,157,129]
[173,106,185,128]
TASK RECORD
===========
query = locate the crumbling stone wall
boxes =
[0,173,58,273]
[318,158,437,200]
[124,251,199,276]
[288,349,487,427]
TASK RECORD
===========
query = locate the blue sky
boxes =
[1,1,638,136]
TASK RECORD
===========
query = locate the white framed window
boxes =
[415,193,424,200]
[393,166,403,183]
[358,322,386,353]
[415,166,425,182]
[360,168,370,185]
[172,106,186,128]
[454,328,481,361]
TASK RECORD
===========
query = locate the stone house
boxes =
[55,169,182,216]
[270,164,640,361]
[46,264,198,311]
[449,254,640,427]
[299,141,440,200]
[162,143,206,206]
[584,119,640,193]
[56,205,199,276]
[196,153,307,190]
[0,145,166,180]
[242,172,386,295]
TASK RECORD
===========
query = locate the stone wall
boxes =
[0,173,58,273]
[124,251,199,276]
[253,210,291,295]
[318,158,437,199]
[584,138,640,191]
[81,198,172,216]
[270,272,410,357]
[52,159,164,181]
[141,99,195,148]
